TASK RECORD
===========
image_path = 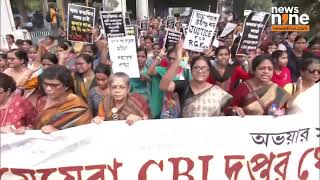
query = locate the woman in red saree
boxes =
[0,73,37,134]
[226,55,291,116]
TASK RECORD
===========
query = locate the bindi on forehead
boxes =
[111,78,127,85]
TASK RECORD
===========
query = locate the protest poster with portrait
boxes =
[67,4,95,43]
[108,36,140,78]
[100,11,126,38]
[125,17,131,25]
[163,29,182,49]
[183,9,220,52]
[139,19,149,31]
[166,16,176,30]
[126,25,138,47]
[236,12,270,55]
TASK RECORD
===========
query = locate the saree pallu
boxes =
[98,93,150,120]
[23,77,41,106]
[73,73,96,102]
[182,85,232,118]
[241,82,290,115]
[34,93,92,130]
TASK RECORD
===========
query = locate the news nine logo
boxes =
[271,6,310,32]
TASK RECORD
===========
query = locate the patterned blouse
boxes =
[0,95,37,128]
[87,87,105,117]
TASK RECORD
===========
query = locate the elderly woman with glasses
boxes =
[34,65,92,134]
[93,72,150,125]
[159,41,232,118]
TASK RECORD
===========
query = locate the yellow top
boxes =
[50,8,57,24]
[284,83,296,95]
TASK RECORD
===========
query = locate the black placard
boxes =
[236,12,270,55]
[139,19,149,31]
[125,17,131,25]
[100,11,126,38]
[166,16,176,30]
[67,4,95,43]
[163,29,182,49]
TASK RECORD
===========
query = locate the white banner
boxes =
[1,114,319,179]
[108,36,140,78]
[183,10,220,52]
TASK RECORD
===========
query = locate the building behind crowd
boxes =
[9,0,225,31]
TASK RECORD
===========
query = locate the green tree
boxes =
[233,0,272,21]
[11,0,29,26]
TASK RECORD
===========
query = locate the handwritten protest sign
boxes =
[1,114,319,179]
[139,19,149,31]
[183,9,220,52]
[108,36,140,78]
[166,16,176,29]
[163,29,182,49]
[100,11,126,38]
[126,25,138,47]
[219,22,237,38]
[67,4,95,43]
[236,12,270,55]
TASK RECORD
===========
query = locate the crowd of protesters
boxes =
[0,15,319,135]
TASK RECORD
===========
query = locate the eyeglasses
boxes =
[307,69,320,74]
[192,66,209,72]
[42,82,63,89]
[167,57,176,61]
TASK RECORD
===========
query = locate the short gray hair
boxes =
[109,72,130,86]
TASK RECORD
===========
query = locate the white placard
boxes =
[244,10,252,17]
[108,36,140,78]
[219,22,237,38]
[183,9,220,52]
